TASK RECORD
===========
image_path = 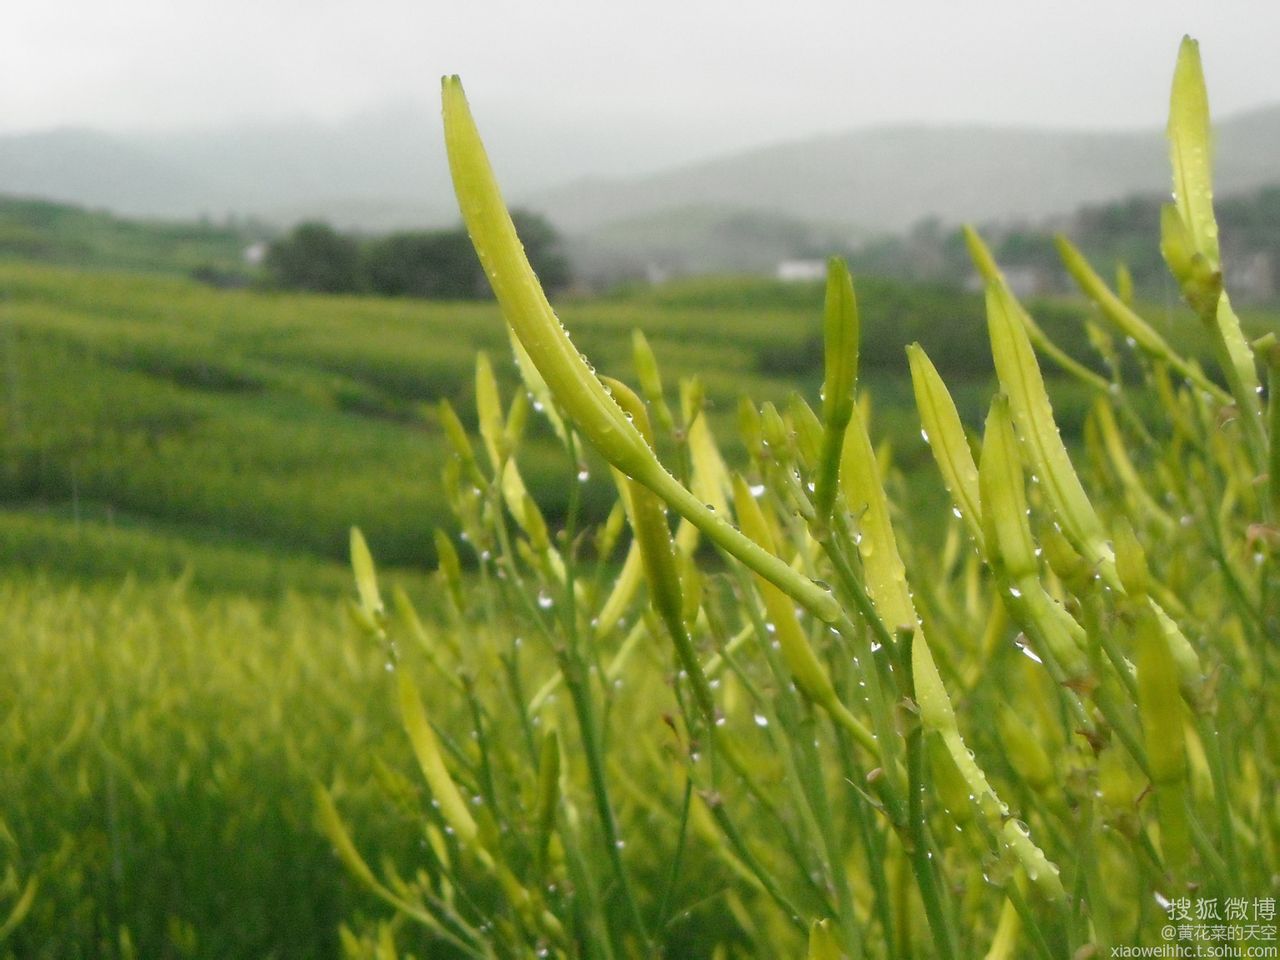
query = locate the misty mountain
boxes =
[0,106,456,230]
[0,101,795,232]
[543,105,1280,238]
[1,102,1276,257]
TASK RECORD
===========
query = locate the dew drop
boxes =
[1014,638,1043,664]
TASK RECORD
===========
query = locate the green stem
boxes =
[560,428,650,950]
[1195,714,1241,890]
[905,708,958,960]
[795,709,867,959]
[654,775,694,932]
[558,646,649,947]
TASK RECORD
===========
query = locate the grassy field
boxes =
[1,258,1252,591]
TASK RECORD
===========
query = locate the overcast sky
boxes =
[4,0,1278,151]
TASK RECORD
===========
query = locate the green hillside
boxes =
[0,265,964,587]
[0,195,256,281]
[0,260,1259,596]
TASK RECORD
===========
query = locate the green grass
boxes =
[0,577,416,959]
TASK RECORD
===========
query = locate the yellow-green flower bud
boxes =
[437,399,483,481]
[680,377,705,433]
[787,393,824,470]
[1133,602,1191,873]
[969,228,1108,392]
[350,527,383,621]
[821,258,859,427]
[986,281,1112,572]
[1113,517,1149,599]
[812,260,860,525]
[443,77,654,481]
[444,75,842,625]
[398,671,482,850]
[1040,526,1093,593]
[475,351,506,469]
[595,500,627,560]
[1167,36,1220,271]
[433,528,464,608]
[760,401,789,452]
[1116,261,1135,305]
[908,343,984,551]
[505,387,529,451]
[521,491,551,555]
[978,396,1038,581]
[1160,205,1220,315]
[632,330,676,436]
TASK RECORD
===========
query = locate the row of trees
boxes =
[848,186,1280,302]
[263,211,570,298]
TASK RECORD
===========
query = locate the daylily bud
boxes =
[908,343,983,550]
[787,393,824,470]
[475,352,507,469]
[986,281,1113,572]
[398,671,481,848]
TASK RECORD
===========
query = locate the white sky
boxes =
[3,0,1278,142]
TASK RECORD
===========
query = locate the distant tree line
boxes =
[848,186,1280,304]
[263,210,571,298]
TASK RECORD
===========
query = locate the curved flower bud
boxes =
[1168,36,1219,272]
[814,259,859,523]
[909,343,983,551]
[443,76,842,625]
[986,281,1112,571]
[443,77,653,480]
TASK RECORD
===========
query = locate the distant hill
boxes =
[0,111,458,230]
[2,103,1277,241]
[0,194,257,280]
[545,105,1280,238]
[0,102,794,232]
